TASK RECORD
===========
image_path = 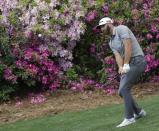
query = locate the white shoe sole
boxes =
[116,119,136,128]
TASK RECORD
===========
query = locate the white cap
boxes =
[98,17,113,26]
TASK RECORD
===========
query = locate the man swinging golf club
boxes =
[96,17,147,127]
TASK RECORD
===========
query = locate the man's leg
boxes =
[118,78,134,119]
[116,80,136,128]
[131,97,142,115]
[116,74,140,127]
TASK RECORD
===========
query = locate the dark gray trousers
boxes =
[118,55,147,119]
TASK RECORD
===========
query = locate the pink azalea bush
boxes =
[0,0,113,101]
[0,0,92,101]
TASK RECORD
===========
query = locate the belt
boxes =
[130,55,144,60]
[130,55,145,64]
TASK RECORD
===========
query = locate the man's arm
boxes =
[114,51,123,68]
[114,51,123,74]
[123,38,132,64]
[119,38,132,74]
[116,26,132,74]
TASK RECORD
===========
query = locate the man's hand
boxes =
[121,64,130,74]
[118,66,123,74]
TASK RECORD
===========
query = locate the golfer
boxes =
[96,17,147,127]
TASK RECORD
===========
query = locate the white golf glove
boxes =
[122,64,130,74]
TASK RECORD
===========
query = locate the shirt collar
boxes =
[111,27,116,39]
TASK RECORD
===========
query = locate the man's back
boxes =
[116,25,144,57]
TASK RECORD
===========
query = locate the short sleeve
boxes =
[118,25,130,40]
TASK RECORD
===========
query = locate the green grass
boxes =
[0,95,159,131]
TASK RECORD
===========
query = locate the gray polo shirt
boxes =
[109,25,144,58]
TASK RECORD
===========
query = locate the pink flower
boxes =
[104,87,116,95]
[151,24,157,33]
[92,26,101,33]
[29,93,46,104]
[24,48,33,60]
[85,10,97,22]
[42,76,48,84]
[145,54,154,62]
[95,83,102,89]
[146,33,153,39]
[24,30,33,38]
[3,68,17,83]
[15,101,23,107]
[49,81,60,91]
[145,65,150,72]
[26,64,38,75]
[104,57,115,64]
[143,3,148,9]
[71,86,77,91]
[156,33,159,39]
[102,4,109,16]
